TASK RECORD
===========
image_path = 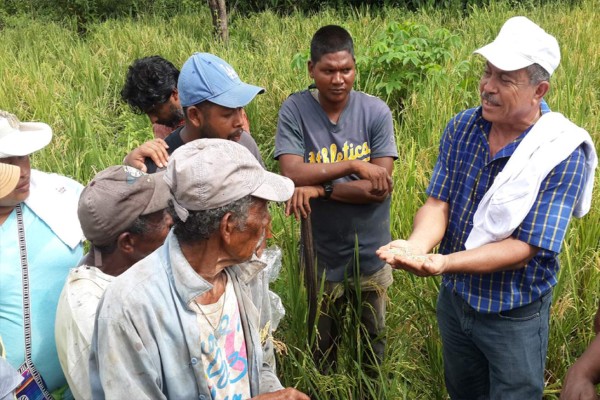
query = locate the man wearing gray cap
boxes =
[124,52,265,173]
[90,140,308,399]
[377,16,597,398]
[54,165,172,400]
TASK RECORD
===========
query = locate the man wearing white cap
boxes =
[377,17,597,398]
[0,110,84,398]
[123,52,265,173]
[90,139,308,399]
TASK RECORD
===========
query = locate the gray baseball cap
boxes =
[78,165,170,247]
[165,139,294,222]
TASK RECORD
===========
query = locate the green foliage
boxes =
[230,0,491,15]
[0,0,199,31]
[291,20,472,109]
[360,20,469,108]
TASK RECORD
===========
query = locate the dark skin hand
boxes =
[560,302,600,400]
[123,138,170,172]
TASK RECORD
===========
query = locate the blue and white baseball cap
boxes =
[178,52,265,108]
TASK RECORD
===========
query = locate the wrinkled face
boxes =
[229,198,271,263]
[309,50,356,108]
[0,156,31,207]
[146,95,184,129]
[199,104,246,143]
[479,62,540,126]
[130,209,173,262]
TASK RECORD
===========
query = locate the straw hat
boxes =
[0,163,20,198]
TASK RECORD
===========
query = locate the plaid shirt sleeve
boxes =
[512,145,587,253]
[427,118,456,201]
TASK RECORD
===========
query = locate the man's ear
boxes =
[172,88,179,102]
[308,60,314,79]
[220,212,236,246]
[185,106,203,128]
[534,81,550,101]
[116,232,135,255]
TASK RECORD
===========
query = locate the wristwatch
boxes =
[322,181,333,200]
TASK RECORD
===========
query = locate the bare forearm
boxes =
[561,335,600,399]
[330,180,389,204]
[574,335,600,385]
[444,237,539,274]
[408,197,449,254]
[280,158,359,186]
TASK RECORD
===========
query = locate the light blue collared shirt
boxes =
[89,231,282,399]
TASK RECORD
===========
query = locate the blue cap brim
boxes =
[208,82,265,108]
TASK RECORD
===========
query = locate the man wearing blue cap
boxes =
[124,52,265,173]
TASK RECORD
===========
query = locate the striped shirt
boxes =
[427,103,587,313]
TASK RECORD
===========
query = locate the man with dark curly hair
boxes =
[121,56,184,139]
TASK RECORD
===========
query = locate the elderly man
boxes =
[123,53,262,172]
[90,139,308,399]
[378,16,597,398]
[0,110,84,397]
[55,165,172,400]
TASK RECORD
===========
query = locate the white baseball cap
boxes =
[474,16,560,76]
[0,110,52,158]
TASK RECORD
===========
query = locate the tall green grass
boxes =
[0,1,598,398]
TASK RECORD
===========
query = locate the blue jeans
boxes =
[437,284,552,400]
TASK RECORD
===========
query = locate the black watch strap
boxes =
[322,181,333,200]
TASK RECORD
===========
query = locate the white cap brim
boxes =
[474,43,536,72]
[0,121,52,158]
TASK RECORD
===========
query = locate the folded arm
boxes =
[280,154,394,219]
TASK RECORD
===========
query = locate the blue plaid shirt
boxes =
[427,103,587,313]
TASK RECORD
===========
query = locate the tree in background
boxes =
[207,0,228,42]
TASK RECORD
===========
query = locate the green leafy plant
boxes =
[359,20,464,108]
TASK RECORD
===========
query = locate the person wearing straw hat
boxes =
[122,53,264,173]
[54,165,172,400]
[377,16,597,399]
[0,110,84,398]
[89,139,308,399]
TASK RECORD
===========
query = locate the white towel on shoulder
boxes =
[465,112,598,250]
[24,169,84,250]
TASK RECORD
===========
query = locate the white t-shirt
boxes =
[193,278,251,400]
[55,266,114,400]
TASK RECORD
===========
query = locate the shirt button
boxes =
[191,357,198,365]
[199,396,206,400]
